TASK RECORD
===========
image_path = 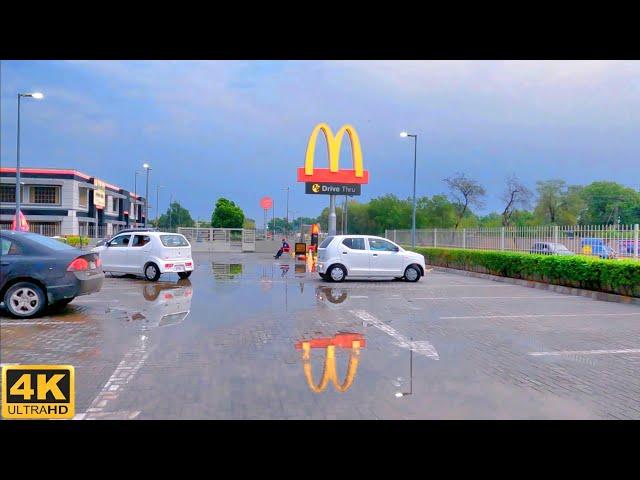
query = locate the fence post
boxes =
[394,229,397,243]
[553,225,559,245]
[634,224,639,260]
[462,228,466,249]
[434,228,437,248]
[500,227,505,251]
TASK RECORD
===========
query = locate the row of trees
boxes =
[305,178,640,235]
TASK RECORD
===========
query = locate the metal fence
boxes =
[177,227,256,252]
[386,224,640,260]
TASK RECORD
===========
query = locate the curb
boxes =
[429,265,640,306]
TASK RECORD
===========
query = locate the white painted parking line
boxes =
[413,296,572,300]
[351,310,439,360]
[440,313,640,320]
[349,296,369,299]
[529,348,640,357]
[422,284,518,288]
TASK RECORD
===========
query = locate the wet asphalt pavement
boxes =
[2,252,640,419]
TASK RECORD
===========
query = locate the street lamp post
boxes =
[401,131,418,248]
[143,163,151,228]
[155,185,164,227]
[15,92,44,228]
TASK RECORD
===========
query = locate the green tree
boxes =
[267,217,291,233]
[211,198,245,228]
[243,218,256,229]
[417,195,460,228]
[579,182,640,225]
[157,201,195,228]
[443,173,486,229]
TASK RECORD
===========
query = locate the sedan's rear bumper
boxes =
[46,271,104,304]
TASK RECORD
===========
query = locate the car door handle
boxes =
[342,251,348,254]
[372,253,378,256]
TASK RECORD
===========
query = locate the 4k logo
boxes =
[2,365,75,419]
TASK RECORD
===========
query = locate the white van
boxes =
[93,230,194,281]
[317,235,426,282]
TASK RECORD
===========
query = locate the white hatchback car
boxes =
[317,235,426,282]
[93,231,194,281]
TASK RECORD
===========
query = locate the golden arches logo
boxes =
[296,333,365,393]
[297,123,369,184]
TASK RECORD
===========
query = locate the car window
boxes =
[342,237,365,250]
[368,238,397,252]
[160,235,189,247]
[1,238,21,255]
[132,235,151,247]
[20,233,76,251]
[319,236,334,248]
[109,234,131,247]
[533,243,542,249]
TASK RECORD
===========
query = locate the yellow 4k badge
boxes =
[2,365,75,419]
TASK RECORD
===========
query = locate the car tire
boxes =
[178,271,192,279]
[404,265,421,282]
[4,282,47,319]
[327,264,346,283]
[144,262,161,282]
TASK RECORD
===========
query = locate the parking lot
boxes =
[2,251,640,419]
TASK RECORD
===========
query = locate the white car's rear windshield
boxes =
[319,236,335,248]
[160,234,189,247]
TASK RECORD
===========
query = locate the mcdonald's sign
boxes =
[297,123,369,185]
[294,333,365,393]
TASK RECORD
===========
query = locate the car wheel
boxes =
[144,262,161,282]
[328,265,346,283]
[178,271,192,279]
[4,282,47,318]
[404,265,421,282]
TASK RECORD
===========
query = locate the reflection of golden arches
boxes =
[301,340,361,393]
[304,123,364,177]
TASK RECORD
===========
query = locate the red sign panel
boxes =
[260,196,273,210]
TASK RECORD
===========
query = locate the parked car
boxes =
[92,230,194,281]
[317,235,426,282]
[580,238,617,259]
[617,239,638,256]
[529,242,575,256]
[0,231,104,318]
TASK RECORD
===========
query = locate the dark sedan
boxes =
[0,231,104,318]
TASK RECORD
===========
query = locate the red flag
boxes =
[10,211,29,232]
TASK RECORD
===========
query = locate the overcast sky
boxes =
[2,60,639,222]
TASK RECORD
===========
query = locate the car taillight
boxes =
[165,263,174,268]
[185,262,192,267]
[67,257,89,271]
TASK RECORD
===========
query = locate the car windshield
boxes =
[22,233,76,251]
[319,236,334,248]
[160,234,189,247]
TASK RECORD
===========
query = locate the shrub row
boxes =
[412,247,640,298]
[54,236,90,247]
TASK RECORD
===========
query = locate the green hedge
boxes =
[412,247,640,298]
[54,236,90,247]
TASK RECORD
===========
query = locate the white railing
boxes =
[177,227,256,252]
[386,224,640,260]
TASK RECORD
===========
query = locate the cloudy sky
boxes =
[1,60,639,223]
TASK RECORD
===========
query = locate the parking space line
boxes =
[413,296,573,300]
[440,313,640,320]
[421,284,518,288]
[351,310,439,360]
[0,321,82,326]
[529,348,640,357]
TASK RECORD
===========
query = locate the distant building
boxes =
[0,167,146,237]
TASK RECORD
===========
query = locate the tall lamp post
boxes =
[143,163,151,228]
[155,185,164,227]
[400,131,418,248]
[15,92,44,228]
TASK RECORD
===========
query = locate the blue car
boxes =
[580,238,617,259]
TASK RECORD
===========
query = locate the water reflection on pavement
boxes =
[2,251,639,419]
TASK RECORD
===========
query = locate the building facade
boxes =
[0,167,147,237]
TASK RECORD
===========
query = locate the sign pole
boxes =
[328,195,337,236]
